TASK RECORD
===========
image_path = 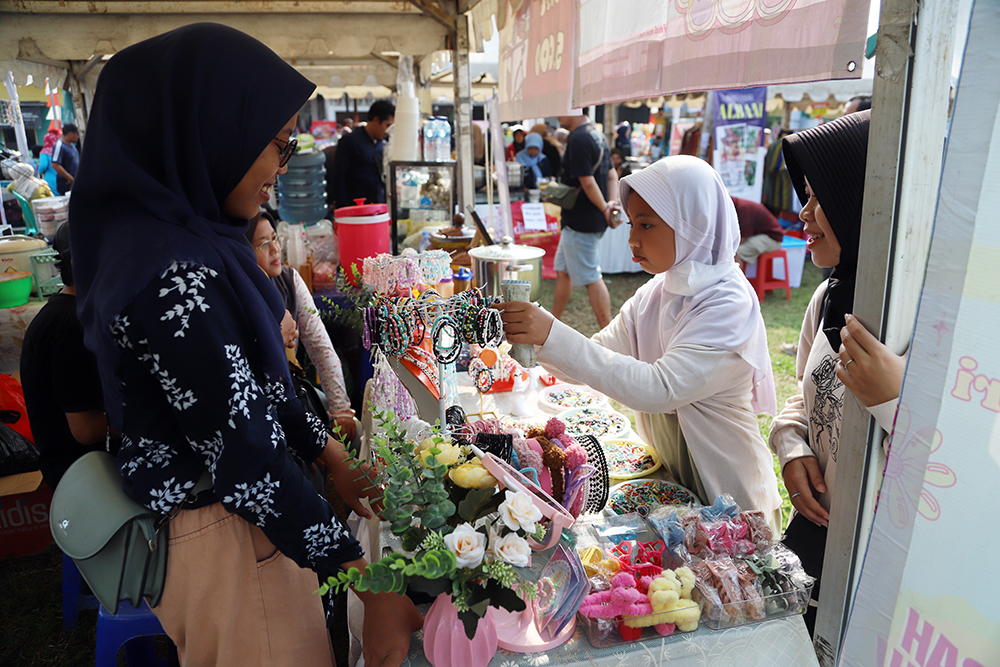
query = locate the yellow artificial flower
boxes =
[448,457,498,489]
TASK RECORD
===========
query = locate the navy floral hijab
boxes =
[70,23,315,426]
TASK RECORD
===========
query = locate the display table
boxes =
[0,300,45,376]
[357,614,817,667]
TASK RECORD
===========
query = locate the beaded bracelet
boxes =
[431,316,462,364]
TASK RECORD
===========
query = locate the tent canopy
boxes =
[0,1,462,101]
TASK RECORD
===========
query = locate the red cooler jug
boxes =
[333,198,390,282]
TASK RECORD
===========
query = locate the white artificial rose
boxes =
[491,532,531,568]
[498,490,543,534]
[444,523,486,569]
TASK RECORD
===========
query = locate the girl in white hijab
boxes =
[501,155,782,527]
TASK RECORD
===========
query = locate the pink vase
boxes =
[423,594,498,667]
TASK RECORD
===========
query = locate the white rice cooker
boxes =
[0,235,52,293]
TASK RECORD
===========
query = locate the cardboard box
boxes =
[0,470,55,558]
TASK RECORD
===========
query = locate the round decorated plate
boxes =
[607,479,699,516]
[557,407,631,440]
[602,439,661,480]
[538,384,608,412]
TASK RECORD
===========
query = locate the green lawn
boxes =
[0,261,821,665]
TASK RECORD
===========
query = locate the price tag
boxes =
[521,203,548,231]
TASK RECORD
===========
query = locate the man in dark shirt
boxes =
[329,100,394,208]
[51,123,80,194]
[732,196,785,264]
[552,114,619,329]
[20,222,107,488]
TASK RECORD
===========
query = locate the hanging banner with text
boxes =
[838,4,1000,667]
[712,87,767,201]
[573,0,869,108]
[499,0,577,121]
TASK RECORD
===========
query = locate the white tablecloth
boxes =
[356,615,818,667]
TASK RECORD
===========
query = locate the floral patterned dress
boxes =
[110,261,362,575]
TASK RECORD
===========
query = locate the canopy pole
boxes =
[453,12,475,219]
[812,0,960,663]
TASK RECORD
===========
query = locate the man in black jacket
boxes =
[329,100,394,208]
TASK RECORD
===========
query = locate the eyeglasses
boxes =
[255,237,282,253]
[273,136,297,168]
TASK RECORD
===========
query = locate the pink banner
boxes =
[499,0,577,120]
[574,0,870,107]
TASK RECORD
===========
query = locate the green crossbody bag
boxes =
[49,450,211,613]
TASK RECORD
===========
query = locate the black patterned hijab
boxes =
[782,110,871,350]
[69,23,315,425]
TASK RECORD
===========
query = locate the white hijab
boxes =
[620,155,776,415]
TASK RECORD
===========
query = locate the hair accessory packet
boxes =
[649,494,815,630]
[533,542,591,640]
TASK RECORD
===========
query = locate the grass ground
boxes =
[0,262,822,666]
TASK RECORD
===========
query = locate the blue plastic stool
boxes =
[62,553,99,629]
[96,600,168,667]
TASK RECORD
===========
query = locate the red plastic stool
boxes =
[746,249,791,302]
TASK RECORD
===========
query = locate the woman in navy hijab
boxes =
[70,23,419,666]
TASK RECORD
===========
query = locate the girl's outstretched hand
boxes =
[835,314,906,407]
[497,301,554,346]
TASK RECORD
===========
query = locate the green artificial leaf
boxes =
[400,526,425,552]
[456,487,497,522]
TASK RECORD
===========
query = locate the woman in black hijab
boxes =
[768,110,906,634]
[70,23,419,666]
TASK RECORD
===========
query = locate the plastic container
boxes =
[580,611,697,648]
[333,199,390,281]
[0,271,33,308]
[453,266,472,292]
[278,151,328,224]
[423,117,452,162]
[694,580,814,630]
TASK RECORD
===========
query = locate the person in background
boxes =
[339,116,354,136]
[51,122,80,194]
[472,122,486,166]
[551,113,619,329]
[529,122,561,176]
[844,95,872,115]
[500,156,782,528]
[553,127,570,156]
[514,132,552,189]
[246,209,356,441]
[615,122,632,157]
[330,100,394,208]
[20,222,109,489]
[733,196,784,265]
[649,134,666,160]
[769,110,905,634]
[37,129,61,195]
[69,24,418,666]
[505,124,526,161]
[610,148,632,179]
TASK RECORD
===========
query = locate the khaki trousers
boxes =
[151,502,334,667]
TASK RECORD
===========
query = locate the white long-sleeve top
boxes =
[768,281,897,512]
[289,268,353,418]
[538,312,782,517]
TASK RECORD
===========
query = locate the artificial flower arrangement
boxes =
[319,408,548,639]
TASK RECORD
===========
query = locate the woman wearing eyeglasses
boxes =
[69,24,419,667]
[247,209,357,442]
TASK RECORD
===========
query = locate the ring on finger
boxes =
[844,358,855,369]
[790,492,801,499]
